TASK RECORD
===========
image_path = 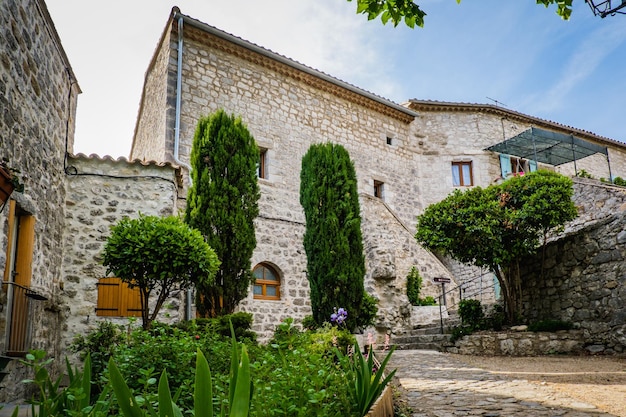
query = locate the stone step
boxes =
[393,334,452,351]
[394,333,450,344]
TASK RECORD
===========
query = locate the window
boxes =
[499,154,537,178]
[374,180,384,199]
[253,263,280,300]
[386,136,393,145]
[258,149,267,179]
[451,161,473,186]
[96,277,142,317]
[3,201,36,356]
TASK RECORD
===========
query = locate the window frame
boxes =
[451,161,473,187]
[258,148,268,179]
[252,263,280,301]
[373,180,384,199]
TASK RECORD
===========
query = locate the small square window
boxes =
[374,180,384,199]
[451,161,473,187]
[258,149,267,179]
[386,136,393,145]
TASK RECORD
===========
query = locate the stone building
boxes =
[2,1,626,399]
[0,0,80,400]
[129,7,626,340]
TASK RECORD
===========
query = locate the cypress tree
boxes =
[185,110,260,317]
[299,142,367,331]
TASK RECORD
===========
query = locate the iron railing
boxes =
[437,271,498,333]
[1,282,46,357]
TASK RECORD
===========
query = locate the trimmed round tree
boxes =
[185,110,260,317]
[416,170,577,322]
[300,142,369,331]
[102,214,220,330]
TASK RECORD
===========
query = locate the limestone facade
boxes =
[59,155,182,351]
[0,0,79,400]
[129,9,626,341]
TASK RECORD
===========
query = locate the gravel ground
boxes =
[452,354,626,416]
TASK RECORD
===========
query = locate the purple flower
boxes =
[330,307,348,326]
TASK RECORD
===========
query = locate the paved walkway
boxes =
[389,350,616,417]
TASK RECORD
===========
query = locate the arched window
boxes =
[253,263,280,300]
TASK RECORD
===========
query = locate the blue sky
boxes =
[46,0,626,157]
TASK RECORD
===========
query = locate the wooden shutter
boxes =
[499,154,512,178]
[96,277,141,317]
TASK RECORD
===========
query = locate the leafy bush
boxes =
[339,345,396,417]
[406,267,422,306]
[71,320,123,396]
[406,267,437,306]
[359,293,379,328]
[20,351,111,417]
[528,319,573,332]
[418,296,437,306]
[458,299,484,327]
[253,325,356,416]
[301,315,318,331]
[613,176,626,186]
[176,312,257,342]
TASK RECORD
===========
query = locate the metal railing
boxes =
[1,282,46,357]
[437,271,498,334]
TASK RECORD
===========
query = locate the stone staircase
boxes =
[393,309,461,351]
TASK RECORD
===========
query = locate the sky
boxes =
[45,0,626,158]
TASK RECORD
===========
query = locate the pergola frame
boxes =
[586,0,626,18]
[485,127,613,179]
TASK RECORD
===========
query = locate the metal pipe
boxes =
[173,13,194,321]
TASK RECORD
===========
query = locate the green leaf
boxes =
[194,349,214,417]
[158,369,175,417]
[108,358,145,417]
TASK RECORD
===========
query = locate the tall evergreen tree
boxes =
[300,143,368,331]
[185,110,260,317]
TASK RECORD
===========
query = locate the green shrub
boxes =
[418,296,437,306]
[458,299,484,327]
[70,320,123,397]
[406,267,422,306]
[301,315,318,331]
[613,176,626,186]
[177,312,257,342]
[528,319,573,332]
[359,293,379,328]
[339,345,396,417]
[253,324,355,416]
[406,267,437,306]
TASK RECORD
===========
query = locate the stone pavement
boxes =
[388,350,616,417]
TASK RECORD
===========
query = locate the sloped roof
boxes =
[406,99,626,151]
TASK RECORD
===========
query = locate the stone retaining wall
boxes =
[519,181,626,354]
[446,330,584,356]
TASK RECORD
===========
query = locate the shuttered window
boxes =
[96,277,142,317]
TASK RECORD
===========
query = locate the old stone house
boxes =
[129,6,626,337]
[1,1,626,398]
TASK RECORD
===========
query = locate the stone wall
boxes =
[130,17,174,163]
[519,180,626,353]
[447,330,585,356]
[59,155,181,352]
[0,0,79,400]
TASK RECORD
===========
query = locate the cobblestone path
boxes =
[389,350,616,417]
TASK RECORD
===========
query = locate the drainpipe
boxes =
[173,12,194,321]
